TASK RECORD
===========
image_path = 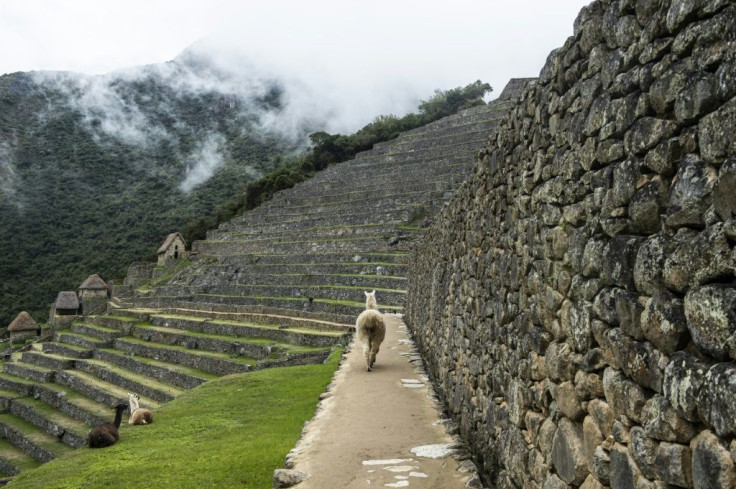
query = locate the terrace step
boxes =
[74,358,183,403]
[147,314,350,347]
[41,341,93,359]
[152,283,406,307]
[0,374,36,397]
[186,294,397,318]
[9,397,90,449]
[55,332,111,350]
[92,348,216,390]
[84,315,140,333]
[53,370,158,411]
[0,413,74,462]
[112,337,253,376]
[185,263,408,282]
[116,305,355,332]
[71,322,126,342]
[0,437,42,476]
[32,382,115,427]
[19,351,75,371]
[182,270,407,291]
[217,252,410,266]
[2,362,55,383]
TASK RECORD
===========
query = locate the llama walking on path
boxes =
[87,403,128,448]
[128,393,154,425]
[356,290,386,371]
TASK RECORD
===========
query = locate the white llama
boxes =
[356,290,386,371]
[128,393,154,425]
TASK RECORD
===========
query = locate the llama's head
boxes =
[128,393,140,410]
[364,290,377,310]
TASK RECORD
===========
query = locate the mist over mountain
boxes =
[0,45,336,327]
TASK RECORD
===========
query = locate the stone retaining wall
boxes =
[406,1,736,488]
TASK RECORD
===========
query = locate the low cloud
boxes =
[179,132,226,193]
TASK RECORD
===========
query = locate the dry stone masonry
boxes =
[406,1,736,488]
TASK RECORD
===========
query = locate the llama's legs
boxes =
[364,340,373,371]
[369,342,380,368]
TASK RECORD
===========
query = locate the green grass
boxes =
[9,348,343,489]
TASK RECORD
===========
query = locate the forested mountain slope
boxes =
[0,50,309,327]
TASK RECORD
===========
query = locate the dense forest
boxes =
[0,45,491,331]
[0,52,304,328]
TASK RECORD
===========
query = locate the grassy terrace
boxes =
[8,349,343,489]
[150,314,347,338]
[132,323,331,355]
[199,294,405,310]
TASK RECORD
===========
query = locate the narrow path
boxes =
[280,314,479,488]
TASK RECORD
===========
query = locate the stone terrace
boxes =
[0,79,531,476]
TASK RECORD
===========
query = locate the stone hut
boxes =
[49,290,81,330]
[54,291,80,316]
[78,274,109,315]
[157,232,188,265]
[7,311,40,344]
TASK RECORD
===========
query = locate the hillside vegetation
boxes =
[0,62,490,331]
[0,53,306,329]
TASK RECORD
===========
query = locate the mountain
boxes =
[0,48,318,328]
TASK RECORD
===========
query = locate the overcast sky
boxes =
[0,1,592,136]
[0,1,590,85]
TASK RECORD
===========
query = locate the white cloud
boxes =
[179,132,227,193]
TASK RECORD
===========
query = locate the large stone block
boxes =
[691,430,736,489]
[698,363,736,437]
[553,381,584,421]
[642,394,696,443]
[551,417,588,486]
[640,291,690,354]
[634,235,672,296]
[666,154,717,228]
[630,426,659,480]
[604,328,667,393]
[601,235,645,290]
[624,116,679,156]
[602,367,651,422]
[655,441,693,487]
[663,351,708,422]
[684,285,736,360]
[713,158,736,220]
[609,443,641,489]
[699,95,736,164]
[663,224,733,293]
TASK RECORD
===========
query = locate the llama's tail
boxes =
[356,310,384,342]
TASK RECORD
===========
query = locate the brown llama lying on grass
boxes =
[356,290,386,372]
[88,403,128,448]
[128,393,154,425]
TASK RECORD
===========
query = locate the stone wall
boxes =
[405,1,736,488]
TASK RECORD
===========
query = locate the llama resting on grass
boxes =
[128,393,154,425]
[88,403,128,448]
[356,290,386,372]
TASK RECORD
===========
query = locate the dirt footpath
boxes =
[279,314,480,488]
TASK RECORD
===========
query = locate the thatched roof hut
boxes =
[7,311,39,332]
[158,233,187,254]
[157,232,188,265]
[55,291,80,313]
[79,274,108,291]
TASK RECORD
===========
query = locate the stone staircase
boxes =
[0,79,531,477]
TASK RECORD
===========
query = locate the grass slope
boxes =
[9,348,342,489]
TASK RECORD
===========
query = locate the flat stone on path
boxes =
[280,314,475,488]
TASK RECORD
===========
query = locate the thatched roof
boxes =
[8,311,39,332]
[157,232,187,254]
[55,291,79,310]
[79,274,108,290]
